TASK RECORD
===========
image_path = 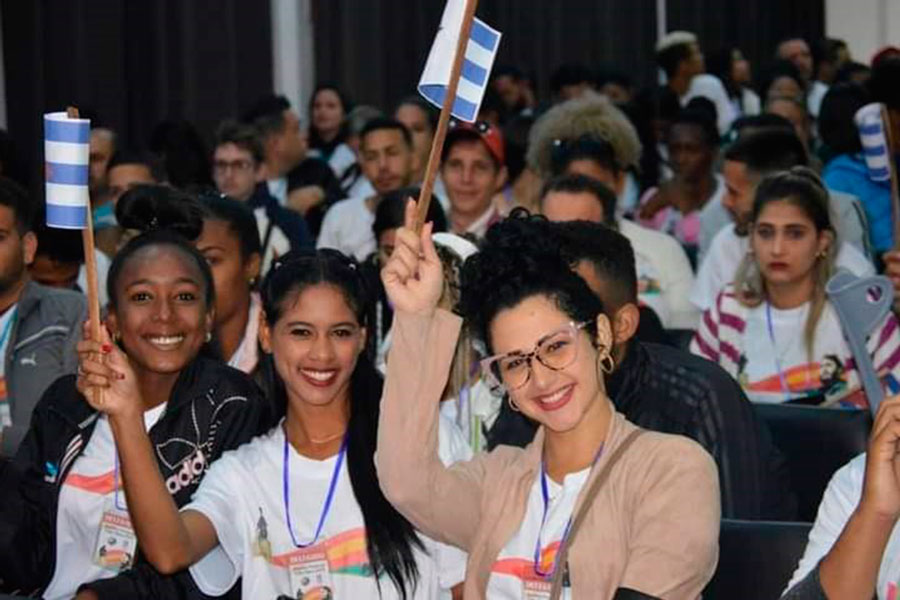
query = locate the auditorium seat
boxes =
[753,403,872,522]
[704,519,812,600]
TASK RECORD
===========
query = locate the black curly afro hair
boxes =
[458,208,605,352]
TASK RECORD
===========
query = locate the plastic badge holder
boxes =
[825,268,894,414]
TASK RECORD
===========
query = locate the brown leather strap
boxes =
[550,429,644,599]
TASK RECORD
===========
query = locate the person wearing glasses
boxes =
[440,119,509,240]
[73,247,468,599]
[376,204,719,599]
[211,120,312,273]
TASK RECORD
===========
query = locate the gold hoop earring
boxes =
[205,331,212,343]
[507,395,520,412]
[113,332,121,343]
[599,351,615,374]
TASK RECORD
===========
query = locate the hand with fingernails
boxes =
[380,199,444,318]
[76,321,142,420]
[860,395,900,522]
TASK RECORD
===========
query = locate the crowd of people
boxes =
[0,28,899,599]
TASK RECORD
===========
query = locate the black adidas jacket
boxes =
[0,355,273,598]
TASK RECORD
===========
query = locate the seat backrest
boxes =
[754,403,871,522]
[704,519,812,600]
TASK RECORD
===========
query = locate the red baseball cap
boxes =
[444,119,505,167]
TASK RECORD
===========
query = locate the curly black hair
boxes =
[458,208,604,352]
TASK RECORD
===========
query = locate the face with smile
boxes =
[108,245,213,376]
[751,199,831,290]
[488,294,611,433]
[260,284,366,408]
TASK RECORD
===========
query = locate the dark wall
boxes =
[313,0,825,112]
[2,0,273,191]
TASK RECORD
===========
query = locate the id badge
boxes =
[92,501,137,572]
[287,549,333,600]
[523,579,552,600]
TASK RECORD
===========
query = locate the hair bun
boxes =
[115,184,204,241]
[787,165,825,188]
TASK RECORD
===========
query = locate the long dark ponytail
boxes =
[260,249,423,598]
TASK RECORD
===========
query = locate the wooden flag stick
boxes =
[414,0,480,233]
[882,105,900,249]
[66,106,102,352]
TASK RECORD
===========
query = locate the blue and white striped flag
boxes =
[855,103,892,182]
[44,111,90,229]
[418,0,501,123]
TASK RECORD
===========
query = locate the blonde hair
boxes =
[734,167,836,357]
[525,92,642,178]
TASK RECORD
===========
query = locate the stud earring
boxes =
[205,331,212,343]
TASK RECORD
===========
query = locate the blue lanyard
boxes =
[765,302,792,401]
[0,306,17,350]
[283,430,348,548]
[533,445,603,579]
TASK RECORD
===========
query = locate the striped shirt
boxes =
[691,285,900,409]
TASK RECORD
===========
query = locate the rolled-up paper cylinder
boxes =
[854,102,891,182]
[44,111,90,229]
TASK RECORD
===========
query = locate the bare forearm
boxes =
[109,414,197,573]
[820,505,896,600]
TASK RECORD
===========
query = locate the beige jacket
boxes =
[376,310,720,599]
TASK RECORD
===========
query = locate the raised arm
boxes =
[375,200,488,549]
[76,326,217,574]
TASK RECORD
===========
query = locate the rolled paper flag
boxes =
[854,102,891,182]
[44,111,90,229]
[418,0,501,123]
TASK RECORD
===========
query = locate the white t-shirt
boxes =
[786,453,900,598]
[316,196,376,261]
[0,304,18,428]
[739,302,852,404]
[485,466,589,599]
[255,207,293,275]
[618,219,698,330]
[681,74,738,136]
[440,379,502,454]
[186,424,468,599]
[690,223,875,312]
[44,405,167,600]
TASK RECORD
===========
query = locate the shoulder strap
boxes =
[550,429,644,599]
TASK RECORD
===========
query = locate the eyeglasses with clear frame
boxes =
[480,321,591,392]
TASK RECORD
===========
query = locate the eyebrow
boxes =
[284,320,359,328]
[198,245,226,253]
[125,277,200,289]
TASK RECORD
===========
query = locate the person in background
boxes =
[693,127,872,306]
[317,117,420,260]
[810,38,851,117]
[339,104,384,197]
[775,36,829,118]
[195,194,263,377]
[835,61,872,86]
[549,63,595,103]
[766,95,815,155]
[88,127,116,198]
[707,47,761,118]
[95,149,161,257]
[30,223,111,308]
[529,93,698,329]
[782,396,900,599]
[149,120,212,189]
[596,68,635,106]
[638,107,722,258]
[656,30,737,135]
[394,96,450,208]
[211,120,311,272]
[490,65,536,121]
[307,84,357,183]
[692,168,898,408]
[241,94,342,237]
[0,178,86,457]
[440,119,508,239]
[759,60,807,105]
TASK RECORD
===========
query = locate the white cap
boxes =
[432,232,479,261]
[656,31,698,53]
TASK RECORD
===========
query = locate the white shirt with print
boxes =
[44,405,166,600]
[186,424,468,599]
[486,466,589,599]
[786,453,900,598]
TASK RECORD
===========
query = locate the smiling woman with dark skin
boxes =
[0,186,269,600]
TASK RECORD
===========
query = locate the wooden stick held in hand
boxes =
[414,0,480,233]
